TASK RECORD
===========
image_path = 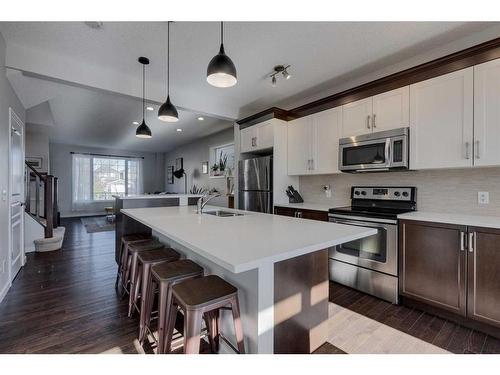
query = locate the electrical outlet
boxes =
[478,191,489,205]
[323,185,332,198]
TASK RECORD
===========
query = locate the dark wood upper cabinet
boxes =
[399,220,467,316]
[467,226,500,328]
[274,206,328,222]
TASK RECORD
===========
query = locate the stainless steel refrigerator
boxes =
[238,156,273,213]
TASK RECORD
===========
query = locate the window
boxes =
[72,154,143,207]
[209,143,235,178]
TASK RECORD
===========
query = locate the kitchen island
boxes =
[120,205,376,354]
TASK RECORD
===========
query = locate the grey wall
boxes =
[25,129,50,173]
[0,32,26,301]
[164,127,234,208]
[299,167,500,216]
[50,143,165,217]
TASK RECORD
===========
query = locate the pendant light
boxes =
[158,21,179,122]
[136,57,152,139]
[206,21,237,88]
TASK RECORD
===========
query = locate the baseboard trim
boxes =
[0,281,10,305]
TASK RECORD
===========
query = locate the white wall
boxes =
[25,129,50,173]
[164,128,234,208]
[0,32,26,303]
[50,143,165,217]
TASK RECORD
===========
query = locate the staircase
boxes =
[25,162,64,251]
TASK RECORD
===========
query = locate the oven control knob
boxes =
[394,191,401,197]
[354,191,360,196]
[361,191,367,196]
[402,191,409,197]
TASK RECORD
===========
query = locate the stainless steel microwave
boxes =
[339,127,409,172]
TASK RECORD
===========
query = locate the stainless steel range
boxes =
[328,186,417,303]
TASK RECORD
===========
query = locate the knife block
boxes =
[289,191,304,204]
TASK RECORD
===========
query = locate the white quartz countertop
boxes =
[274,202,333,212]
[121,206,376,273]
[398,211,500,230]
[113,194,203,200]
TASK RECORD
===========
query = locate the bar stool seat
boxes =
[166,275,245,354]
[125,240,165,308]
[134,248,180,338]
[141,259,204,352]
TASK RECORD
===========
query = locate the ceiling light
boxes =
[132,121,139,125]
[158,22,179,122]
[270,64,291,87]
[146,106,154,111]
[176,128,182,132]
[207,22,237,88]
[136,57,152,139]
[84,21,103,29]
[197,116,204,121]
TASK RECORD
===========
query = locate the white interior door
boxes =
[9,108,25,281]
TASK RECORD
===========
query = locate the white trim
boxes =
[0,281,10,304]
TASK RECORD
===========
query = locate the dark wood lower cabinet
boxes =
[467,226,500,328]
[400,219,500,337]
[274,206,328,222]
[399,220,467,316]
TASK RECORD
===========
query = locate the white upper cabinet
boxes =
[287,116,312,175]
[474,59,500,167]
[372,86,409,132]
[341,87,409,137]
[341,97,372,137]
[409,67,474,170]
[240,121,274,153]
[287,107,342,175]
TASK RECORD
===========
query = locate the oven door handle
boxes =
[385,138,391,166]
[332,218,390,230]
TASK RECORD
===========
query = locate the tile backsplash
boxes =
[299,167,500,216]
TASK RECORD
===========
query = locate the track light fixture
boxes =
[270,65,291,87]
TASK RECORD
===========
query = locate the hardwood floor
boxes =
[1,217,499,354]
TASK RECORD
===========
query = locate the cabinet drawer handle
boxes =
[468,232,474,253]
[373,114,376,128]
[366,115,371,129]
[460,231,465,251]
[475,140,480,159]
[465,142,470,160]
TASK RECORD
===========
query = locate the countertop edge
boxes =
[397,211,500,230]
[273,202,332,213]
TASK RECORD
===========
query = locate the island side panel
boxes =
[273,249,329,353]
[114,197,180,264]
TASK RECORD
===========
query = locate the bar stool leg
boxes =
[184,310,202,354]
[139,263,153,342]
[157,283,172,354]
[231,296,245,354]
[164,302,178,353]
[115,241,125,290]
[129,261,142,317]
[205,310,220,353]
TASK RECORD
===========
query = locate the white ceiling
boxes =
[1,21,499,152]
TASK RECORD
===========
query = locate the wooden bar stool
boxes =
[115,234,151,290]
[124,240,165,306]
[141,259,204,352]
[133,248,181,330]
[165,275,245,354]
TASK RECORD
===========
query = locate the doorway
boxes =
[9,108,25,281]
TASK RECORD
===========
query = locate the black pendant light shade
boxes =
[136,56,152,139]
[158,21,179,122]
[136,119,152,138]
[207,22,237,88]
[158,95,179,122]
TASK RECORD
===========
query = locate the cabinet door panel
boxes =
[256,121,274,150]
[467,227,500,328]
[372,86,409,132]
[474,59,500,167]
[287,117,312,175]
[409,68,473,170]
[300,209,328,222]
[240,126,255,153]
[399,220,466,315]
[341,97,372,137]
[311,107,342,174]
[274,206,297,217]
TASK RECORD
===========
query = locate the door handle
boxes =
[366,115,371,129]
[475,140,480,159]
[468,232,474,253]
